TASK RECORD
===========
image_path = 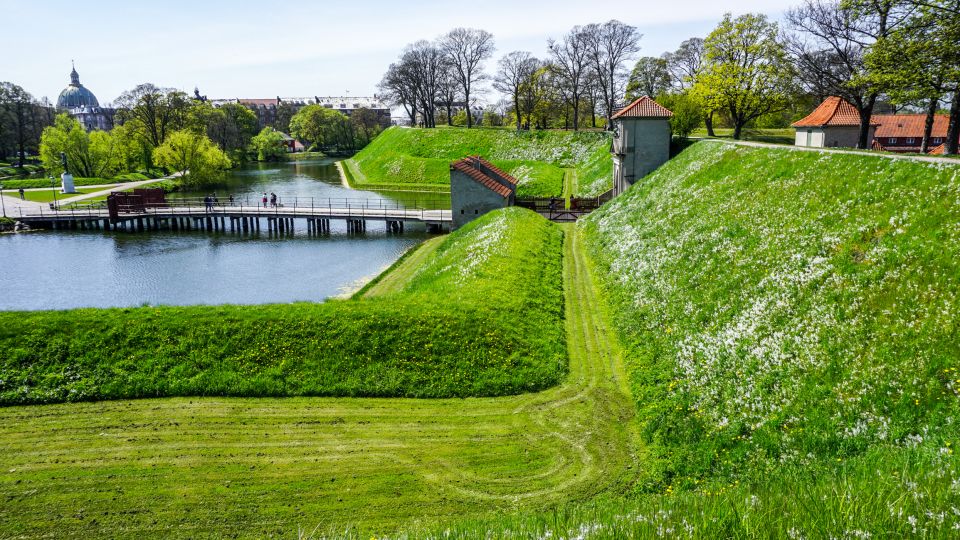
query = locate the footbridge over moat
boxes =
[11,197,452,234]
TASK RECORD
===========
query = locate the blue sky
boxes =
[1,0,798,105]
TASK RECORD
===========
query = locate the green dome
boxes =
[56,66,100,109]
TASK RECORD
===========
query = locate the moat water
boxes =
[0,159,449,311]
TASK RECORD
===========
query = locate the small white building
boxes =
[792,96,877,149]
[610,96,673,196]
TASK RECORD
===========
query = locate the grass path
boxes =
[0,227,639,538]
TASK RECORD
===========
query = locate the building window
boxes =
[933,138,943,144]
[905,138,915,144]
[889,138,898,144]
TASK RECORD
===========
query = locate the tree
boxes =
[404,40,446,128]
[39,114,121,178]
[584,20,642,128]
[788,0,915,148]
[350,108,383,147]
[0,82,50,166]
[865,9,954,152]
[152,130,231,186]
[693,13,797,140]
[289,105,354,152]
[549,26,591,130]
[114,84,192,148]
[250,127,287,161]
[663,38,705,90]
[440,28,495,128]
[379,61,419,126]
[625,57,671,101]
[656,92,704,139]
[494,51,538,130]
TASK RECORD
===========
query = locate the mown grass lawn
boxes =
[0,208,565,405]
[690,127,795,145]
[344,126,613,197]
[0,224,640,538]
[13,187,108,203]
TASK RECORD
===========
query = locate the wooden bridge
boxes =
[12,197,452,234]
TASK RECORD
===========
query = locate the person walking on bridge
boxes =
[203,194,213,212]
[270,193,277,208]
[262,193,268,207]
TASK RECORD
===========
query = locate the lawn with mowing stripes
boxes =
[0,225,640,538]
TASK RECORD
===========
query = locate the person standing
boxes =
[262,193,268,207]
[270,193,277,208]
[18,188,25,200]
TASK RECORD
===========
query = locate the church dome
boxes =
[56,65,100,109]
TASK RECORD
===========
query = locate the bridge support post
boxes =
[136,218,144,232]
[103,219,110,231]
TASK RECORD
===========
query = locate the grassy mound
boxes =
[343,126,612,197]
[581,141,960,491]
[0,208,565,405]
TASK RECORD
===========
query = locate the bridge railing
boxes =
[33,196,451,223]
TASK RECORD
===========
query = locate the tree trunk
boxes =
[446,103,453,126]
[733,120,744,140]
[514,96,522,131]
[705,111,715,137]
[921,96,938,154]
[572,97,580,131]
[465,89,472,128]
[857,94,878,150]
[946,89,960,156]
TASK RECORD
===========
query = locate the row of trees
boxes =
[380,1,959,155]
[0,83,56,165]
[379,22,642,131]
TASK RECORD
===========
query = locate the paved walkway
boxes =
[697,138,960,165]
[1,174,178,219]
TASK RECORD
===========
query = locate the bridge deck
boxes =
[14,205,452,224]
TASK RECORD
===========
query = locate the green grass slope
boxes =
[0,225,638,538]
[344,126,612,197]
[581,141,960,496]
[0,208,565,404]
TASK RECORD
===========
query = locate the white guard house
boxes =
[610,96,674,196]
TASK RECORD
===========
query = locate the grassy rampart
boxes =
[344,126,612,197]
[0,208,565,404]
[580,141,960,498]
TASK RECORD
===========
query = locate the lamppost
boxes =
[49,176,58,210]
[0,183,6,217]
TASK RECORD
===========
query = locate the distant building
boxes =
[610,96,673,196]
[56,63,114,131]
[210,96,391,130]
[792,96,877,149]
[872,114,955,153]
[278,132,305,153]
[450,156,516,229]
[793,96,956,153]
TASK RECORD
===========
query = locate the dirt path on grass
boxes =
[0,226,640,537]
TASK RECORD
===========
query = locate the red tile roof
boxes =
[873,114,951,139]
[792,96,872,128]
[611,96,673,119]
[474,156,517,186]
[450,158,514,198]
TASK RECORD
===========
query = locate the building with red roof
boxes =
[794,96,957,153]
[610,96,674,195]
[450,156,517,229]
[792,96,878,149]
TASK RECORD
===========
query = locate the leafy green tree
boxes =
[656,92,703,139]
[693,13,796,139]
[152,130,231,186]
[865,1,960,153]
[0,82,53,165]
[250,127,287,162]
[625,57,671,102]
[289,105,352,151]
[350,108,383,147]
[114,84,192,148]
[39,114,121,178]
